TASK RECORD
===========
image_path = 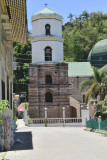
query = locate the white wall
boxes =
[81,109,89,126]
[32,41,63,64]
[32,19,62,37]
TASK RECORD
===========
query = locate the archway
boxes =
[70,106,77,118]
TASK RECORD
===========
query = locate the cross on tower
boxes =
[45,3,48,7]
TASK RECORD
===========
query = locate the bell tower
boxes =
[29,6,70,118]
[31,5,64,64]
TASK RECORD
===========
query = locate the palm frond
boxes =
[92,66,101,83]
[85,82,100,103]
[80,79,94,91]
[100,68,107,82]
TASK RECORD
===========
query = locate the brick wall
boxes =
[28,63,70,118]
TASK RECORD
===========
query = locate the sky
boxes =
[27,0,107,31]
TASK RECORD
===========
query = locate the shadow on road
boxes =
[11,132,33,151]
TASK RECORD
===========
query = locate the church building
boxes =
[28,5,70,118]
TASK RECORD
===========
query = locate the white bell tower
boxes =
[31,5,64,64]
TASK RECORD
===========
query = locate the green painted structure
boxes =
[88,39,107,69]
[32,6,62,18]
[68,62,93,77]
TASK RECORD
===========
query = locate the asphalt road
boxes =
[4,119,107,160]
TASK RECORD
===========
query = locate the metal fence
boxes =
[86,117,107,131]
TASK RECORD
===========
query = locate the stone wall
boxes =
[28,63,70,118]
[69,76,93,103]
[0,109,15,151]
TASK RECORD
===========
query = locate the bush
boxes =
[102,106,107,111]
[0,100,9,113]
[102,111,107,120]
[13,101,17,122]
[28,119,33,124]
[95,110,102,117]
[95,110,107,120]
[104,95,107,105]
[0,100,10,124]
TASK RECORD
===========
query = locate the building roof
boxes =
[88,39,107,61]
[1,0,27,44]
[88,39,107,68]
[17,103,25,112]
[32,7,62,19]
[68,62,93,77]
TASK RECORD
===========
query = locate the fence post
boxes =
[63,107,65,127]
[85,117,87,127]
[45,108,47,127]
[98,116,101,130]
[24,109,28,126]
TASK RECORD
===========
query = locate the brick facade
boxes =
[28,63,70,118]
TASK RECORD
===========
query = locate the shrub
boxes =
[104,95,107,105]
[28,119,33,124]
[102,111,107,120]
[95,110,102,117]
[0,100,10,124]
[13,101,17,122]
[102,106,107,111]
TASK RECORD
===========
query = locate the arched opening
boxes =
[70,106,77,118]
[45,24,50,35]
[45,92,53,102]
[45,46,52,61]
[45,74,52,84]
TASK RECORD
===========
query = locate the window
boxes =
[45,47,52,61]
[45,24,50,35]
[45,75,52,84]
[2,80,5,100]
[7,76,9,101]
[45,92,53,102]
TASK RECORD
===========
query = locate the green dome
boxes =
[32,7,62,19]
[88,39,107,68]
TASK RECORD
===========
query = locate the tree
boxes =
[13,33,32,100]
[80,67,107,103]
[68,13,74,22]
[82,10,89,26]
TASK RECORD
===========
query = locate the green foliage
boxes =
[85,82,100,103]
[92,66,101,83]
[102,106,107,111]
[22,102,29,109]
[104,95,107,105]
[0,100,10,113]
[13,33,31,100]
[63,11,107,62]
[0,100,10,124]
[96,101,105,106]
[95,110,107,120]
[13,101,17,122]
[28,119,33,124]
[80,66,107,103]
[80,79,94,91]
[95,110,102,117]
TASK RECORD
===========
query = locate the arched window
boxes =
[45,47,52,61]
[45,24,50,35]
[45,92,53,102]
[45,75,52,84]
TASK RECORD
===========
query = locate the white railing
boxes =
[28,118,82,124]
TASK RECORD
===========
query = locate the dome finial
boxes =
[44,3,48,7]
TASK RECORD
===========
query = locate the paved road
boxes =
[4,120,107,160]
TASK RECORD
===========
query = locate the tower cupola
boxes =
[31,6,64,64]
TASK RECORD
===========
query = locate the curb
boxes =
[0,152,7,160]
[84,128,107,135]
